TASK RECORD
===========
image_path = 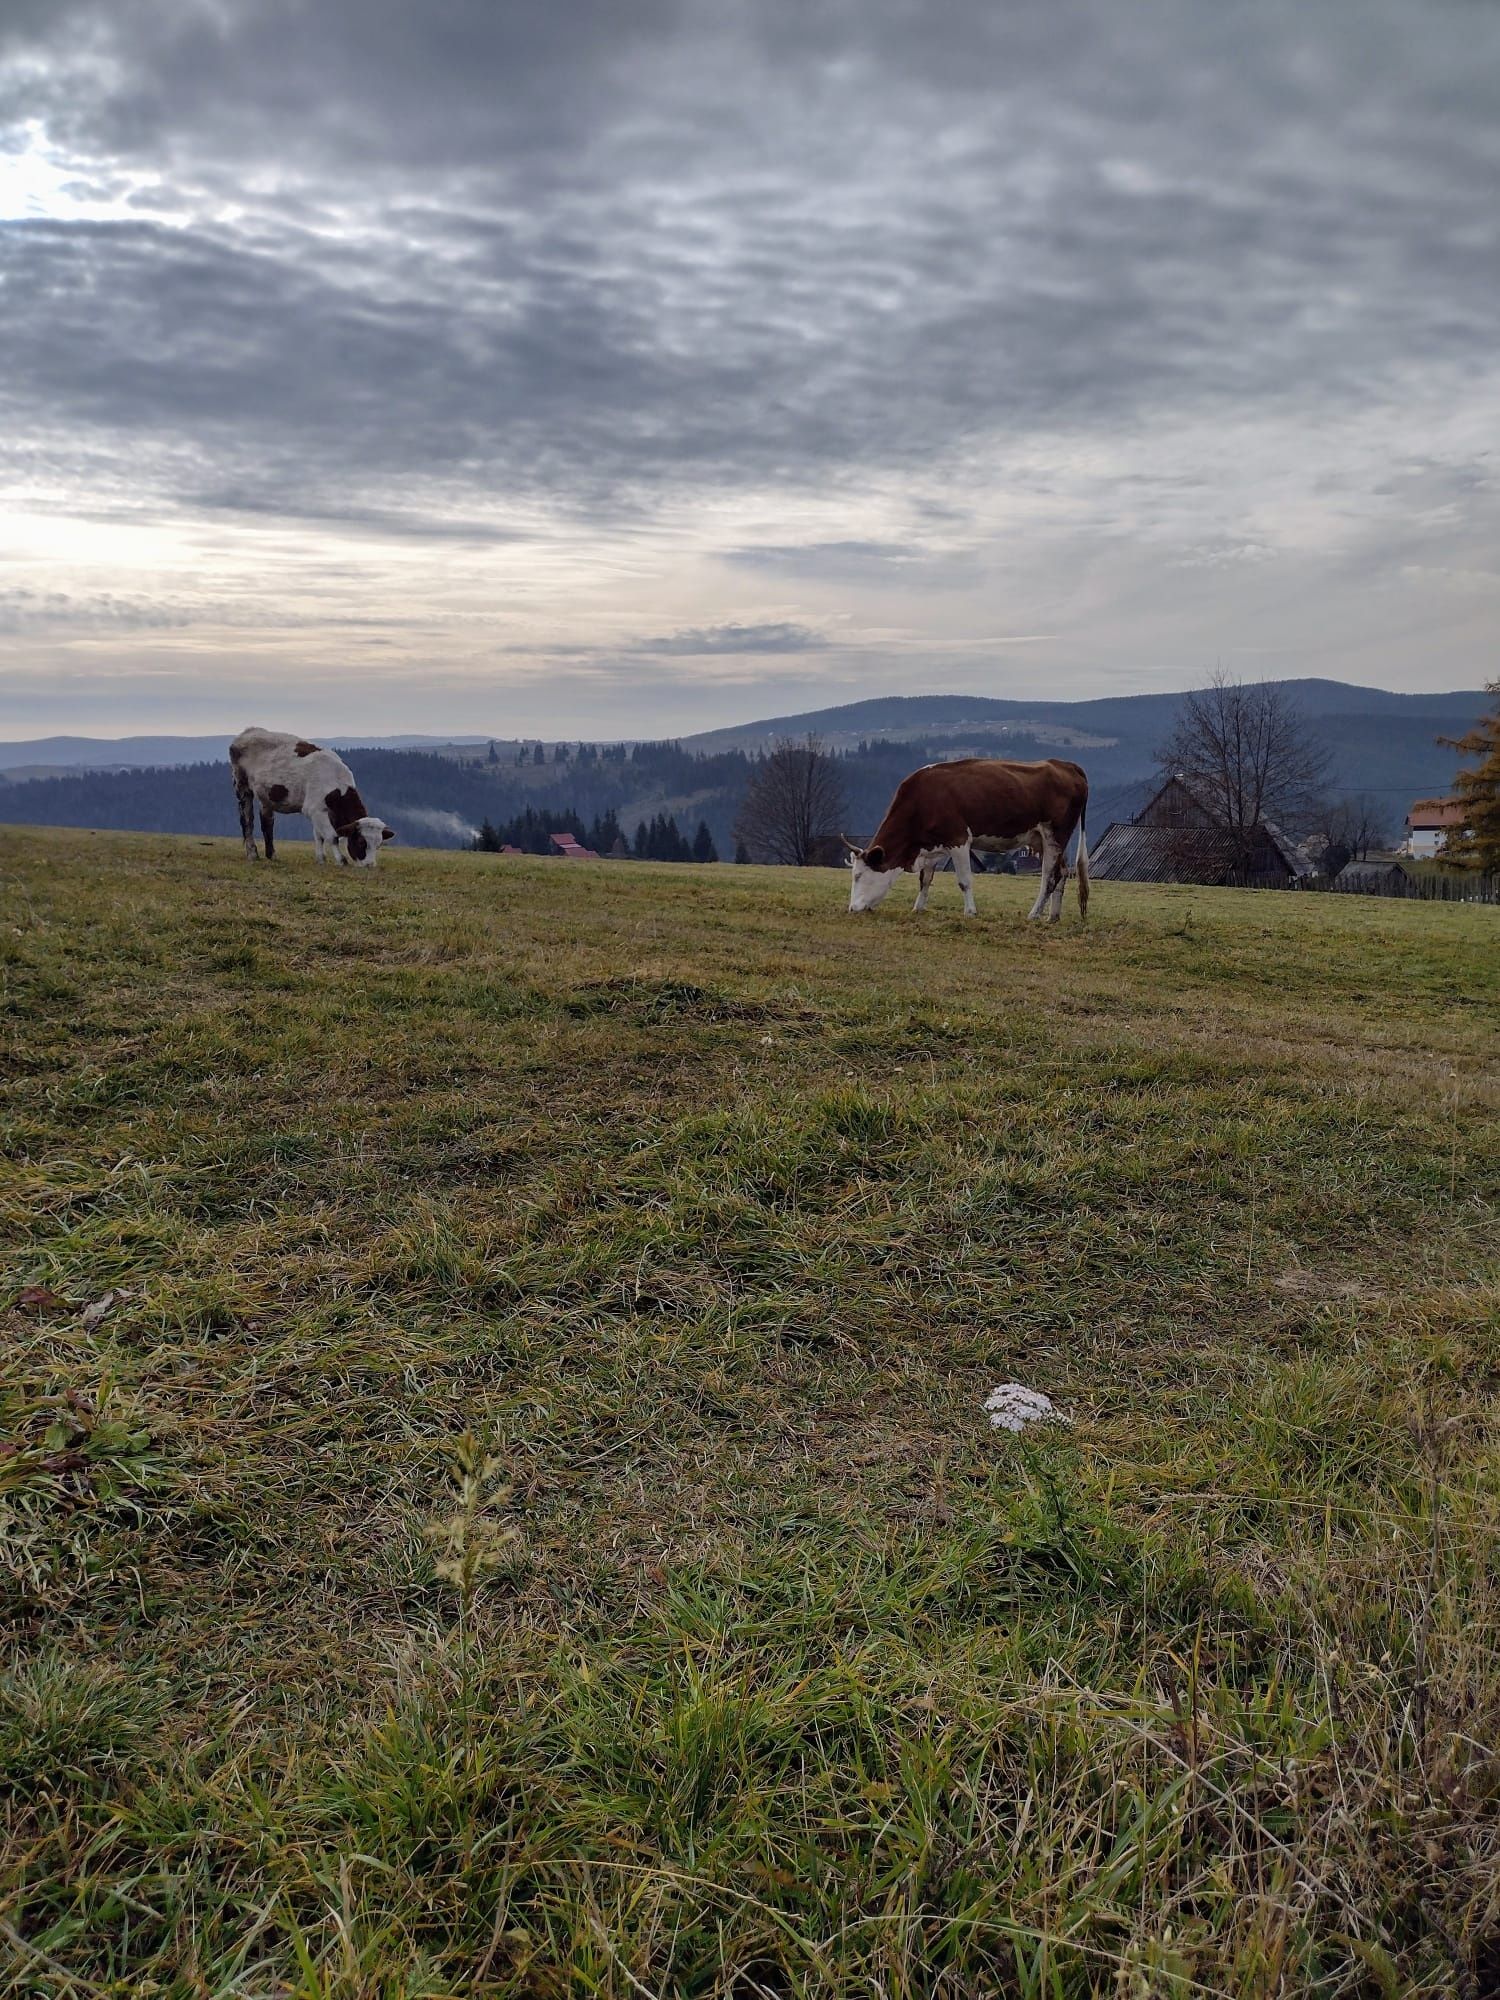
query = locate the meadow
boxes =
[2,826,1497,1999]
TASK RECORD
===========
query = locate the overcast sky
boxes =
[1,0,1496,740]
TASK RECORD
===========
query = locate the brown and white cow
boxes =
[229,728,394,866]
[846,757,1089,921]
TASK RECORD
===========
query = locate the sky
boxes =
[1,0,1497,741]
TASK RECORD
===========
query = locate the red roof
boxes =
[549,832,598,857]
[1406,799,1465,829]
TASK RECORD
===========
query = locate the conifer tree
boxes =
[1440,680,1500,869]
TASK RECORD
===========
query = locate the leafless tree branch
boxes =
[733,736,848,866]
[1157,673,1330,857]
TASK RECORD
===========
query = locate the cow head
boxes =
[844,837,901,912]
[336,816,395,866]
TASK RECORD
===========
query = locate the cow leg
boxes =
[953,838,977,916]
[260,802,277,861]
[1041,827,1069,922]
[1026,829,1055,919]
[913,855,941,911]
[308,812,332,863]
[235,773,258,859]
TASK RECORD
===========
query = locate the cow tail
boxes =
[1075,805,1090,920]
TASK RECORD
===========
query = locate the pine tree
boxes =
[692,821,717,863]
[634,820,649,858]
[587,809,623,854]
[1440,680,1500,869]
[734,838,751,864]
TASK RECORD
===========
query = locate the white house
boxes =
[1403,798,1465,858]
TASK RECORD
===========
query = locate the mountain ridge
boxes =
[0,680,1485,854]
[2,681,1483,773]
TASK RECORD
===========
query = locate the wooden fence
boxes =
[1321,868,1499,904]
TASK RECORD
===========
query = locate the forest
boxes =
[0,737,1088,858]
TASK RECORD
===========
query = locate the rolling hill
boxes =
[0,681,1486,853]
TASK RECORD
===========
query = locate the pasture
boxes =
[3,826,1498,1998]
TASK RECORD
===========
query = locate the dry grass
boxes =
[2,826,1498,1998]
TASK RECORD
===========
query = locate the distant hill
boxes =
[681,680,1485,752]
[0,681,1485,853]
[0,732,491,774]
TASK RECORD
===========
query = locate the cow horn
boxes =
[841,833,864,855]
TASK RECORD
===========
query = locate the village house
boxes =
[1403,798,1465,859]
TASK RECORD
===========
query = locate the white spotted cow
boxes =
[229,728,394,866]
[846,757,1090,921]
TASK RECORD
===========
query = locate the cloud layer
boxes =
[2,0,1497,735]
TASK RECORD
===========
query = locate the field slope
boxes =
[3,827,1498,1998]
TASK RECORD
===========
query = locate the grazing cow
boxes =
[846,758,1089,921]
[229,728,394,866]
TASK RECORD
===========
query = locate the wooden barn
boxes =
[1332,859,1410,896]
[1089,775,1312,888]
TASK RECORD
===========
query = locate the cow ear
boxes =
[865,844,885,870]
[382,826,395,841]
[333,823,357,840]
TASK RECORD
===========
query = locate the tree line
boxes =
[471,807,626,854]
[470,806,718,861]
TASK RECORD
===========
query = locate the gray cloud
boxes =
[1,0,1498,730]
[643,622,828,655]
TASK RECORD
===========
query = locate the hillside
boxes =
[681,679,1488,750]
[0,680,1488,856]
[3,828,1498,1993]
[0,732,492,773]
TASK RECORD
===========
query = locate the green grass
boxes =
[2,826,1498,1998]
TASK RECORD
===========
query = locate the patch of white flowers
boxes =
[984,1383,1070,1432]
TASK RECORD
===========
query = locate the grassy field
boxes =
[3,826,1498,1999]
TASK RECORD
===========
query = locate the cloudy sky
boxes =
[2,0,1497,739]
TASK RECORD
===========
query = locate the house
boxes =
[1403,798,1465,859]
[548,831,598,859]
[1088,774,1313,888]
[1332,858,1410,896]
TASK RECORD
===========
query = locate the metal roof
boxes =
[1333,859,1410,889]
[1088,822,1295,885]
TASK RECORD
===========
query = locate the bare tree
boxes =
[1157,673,1330,858]
[1307,792,1392,876]
[733,736,848,866]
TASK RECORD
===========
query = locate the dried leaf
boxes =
[80,1288,133,1331]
